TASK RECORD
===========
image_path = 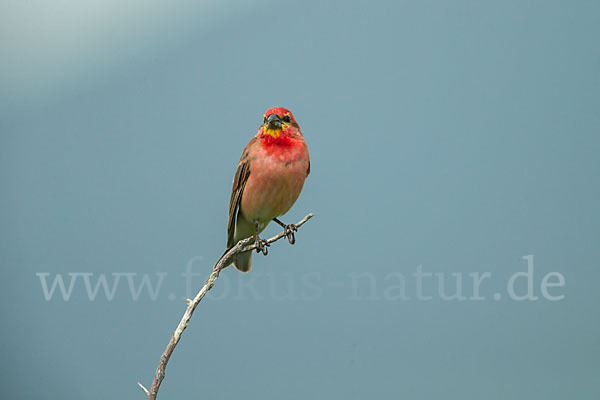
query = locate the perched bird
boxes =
[226,107,310,272]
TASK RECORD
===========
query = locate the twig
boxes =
[137,382,149,396]
[139,213,314,399]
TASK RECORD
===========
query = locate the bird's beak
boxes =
[266,114,282,130]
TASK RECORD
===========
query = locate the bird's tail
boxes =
[233,251,252,272]
[220,247,252,273]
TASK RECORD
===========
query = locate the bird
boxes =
[225,107,310,272]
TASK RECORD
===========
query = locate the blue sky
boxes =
[1,1,599,399]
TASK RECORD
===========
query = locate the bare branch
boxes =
[137,382,150,396]
[141,213,314,399]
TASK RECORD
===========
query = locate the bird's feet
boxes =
[273,218,298,244]
[273,218,298,245]
[255,236,270,255]
[283,223,297,244]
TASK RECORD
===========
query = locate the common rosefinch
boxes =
[225,107,310,272]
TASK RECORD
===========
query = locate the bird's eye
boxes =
[283,115,291,123]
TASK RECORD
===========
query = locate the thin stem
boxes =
[139,213,314,399]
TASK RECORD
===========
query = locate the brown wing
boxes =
[226,138,256,249]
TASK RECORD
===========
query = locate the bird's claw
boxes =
[255,238,270,255]
[284,224,297,245]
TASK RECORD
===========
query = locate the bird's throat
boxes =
[265,127,282,138]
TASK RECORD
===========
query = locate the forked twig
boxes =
[138,213,314,399]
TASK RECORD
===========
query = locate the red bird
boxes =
[226,107,310,272]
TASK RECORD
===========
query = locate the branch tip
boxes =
[137,382,150,396]
[144,213,314,399]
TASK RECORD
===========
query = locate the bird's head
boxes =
[259,107,301,141]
